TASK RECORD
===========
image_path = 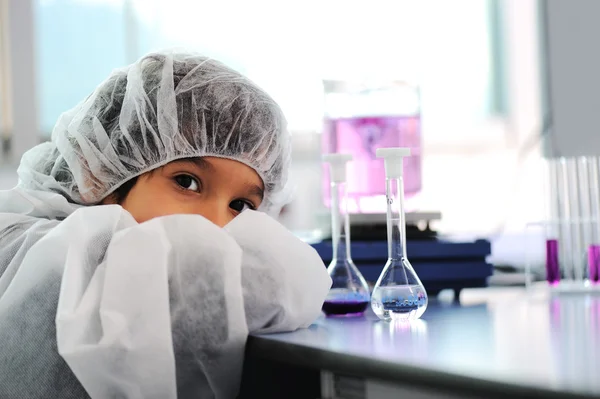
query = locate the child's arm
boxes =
[0,205,138,399]
[225,210,332,334]
[0,193,328,398]
[53,209,248,399]
[0,204,250,399]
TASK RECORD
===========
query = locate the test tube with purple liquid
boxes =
[546,239,560,286]
[545,156,600,288]
[587,158,600,284]
[588,245,600,284]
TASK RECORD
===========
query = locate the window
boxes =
[36,0,504,142]
[35,0,127,135]
[33,0,544,235]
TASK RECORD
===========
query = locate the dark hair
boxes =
[110,176,139,204]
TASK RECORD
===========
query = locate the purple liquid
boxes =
[546,239,560,286]
[322,116,422,213]
[589,245,600,284]
[322,300,369,316]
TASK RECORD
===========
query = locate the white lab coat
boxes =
[0,187,331,398]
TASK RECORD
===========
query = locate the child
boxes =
[0,51,331,399]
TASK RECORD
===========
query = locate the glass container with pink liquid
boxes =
[322,80,422,214]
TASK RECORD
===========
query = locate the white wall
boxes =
[0,166,17,189]
[2,0,39,163]
[541,0,600,158]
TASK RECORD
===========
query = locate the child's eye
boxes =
[174,175,200,192]
[229,199,255,213]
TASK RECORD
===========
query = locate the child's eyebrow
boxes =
[247,184,264,201]
[189,158,214,171]
[188,158,264,200]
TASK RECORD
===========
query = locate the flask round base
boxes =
[370,285,428,321]
[371,304,427,322]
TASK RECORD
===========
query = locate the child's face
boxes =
[105,157,264,227]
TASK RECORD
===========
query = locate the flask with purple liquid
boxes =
[321,153,370,317]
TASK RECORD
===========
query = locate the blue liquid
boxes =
[371,285,427,321]
[380,300,420,314]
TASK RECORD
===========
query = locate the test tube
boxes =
[588,245,600,284]
[566,157,585,281]
[589,156,600,284]
[546,238,560,286]
[556,157,574,281]
[547,159,563,286]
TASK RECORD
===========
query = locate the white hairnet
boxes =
[17,51,292,214]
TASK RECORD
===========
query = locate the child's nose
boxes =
[197,201,232,228]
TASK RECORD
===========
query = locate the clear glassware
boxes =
[321,153,370,317]
[371,148,428,321]
[322,80,422,214]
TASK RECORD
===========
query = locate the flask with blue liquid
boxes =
[371,148,428,321]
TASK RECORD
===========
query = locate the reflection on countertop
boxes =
[249,284,600,398]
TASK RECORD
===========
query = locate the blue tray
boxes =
[312,239,492,261]
[312,240,493,295]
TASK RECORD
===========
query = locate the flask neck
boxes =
[330,181,351,261]
[385,176,407,261]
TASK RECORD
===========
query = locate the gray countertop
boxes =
[247,285,600,398]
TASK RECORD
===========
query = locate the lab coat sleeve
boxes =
[0,204,136,399]
[224,210,332,334]
[55,208,248,399]
[0,200,248,399]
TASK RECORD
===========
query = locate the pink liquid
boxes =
[322,115,422,213]
[546,239,560,286]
